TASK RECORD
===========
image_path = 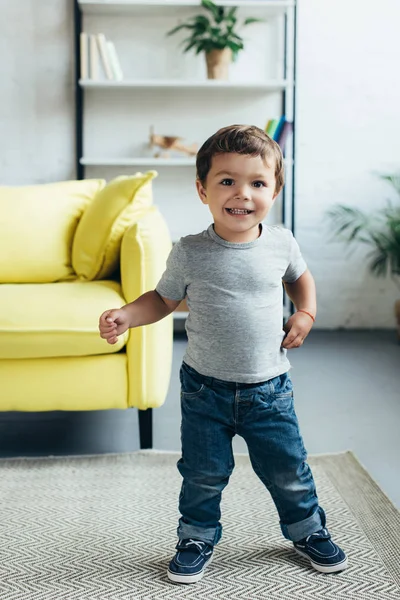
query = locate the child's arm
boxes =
[99,290,180,345]
[281,270,316,349]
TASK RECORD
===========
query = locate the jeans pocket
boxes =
[180,365,205,398]
[272,372,293,394]
[273,392,293,411]
[271,372,293,410]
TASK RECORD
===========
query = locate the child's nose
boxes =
[234,186,251,200]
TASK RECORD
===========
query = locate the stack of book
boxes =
[80,33,123,81]
[265,117,293,154]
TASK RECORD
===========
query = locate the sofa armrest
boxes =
[120,207,173,409]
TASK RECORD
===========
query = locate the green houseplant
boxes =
[167,0,262,80]
[327,173,400,339]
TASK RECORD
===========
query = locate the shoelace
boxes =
[181,539,205,552]
[177,539,213,556]
[305,528,331,544]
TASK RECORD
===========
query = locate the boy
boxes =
[99,125,348,584]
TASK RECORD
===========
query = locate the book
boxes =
[266,119,279,138]
[80,32,89,79]
[265,119,273,135]
[89,34,99,80]
[276,120,293,153]
[273,115,286,142]
[96,33,114,80]
[106,41,124,81]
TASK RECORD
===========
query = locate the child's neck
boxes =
[213,223,262,244]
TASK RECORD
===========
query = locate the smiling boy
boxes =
[99,125,347,583]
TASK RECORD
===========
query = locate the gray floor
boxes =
[0,331,399,507]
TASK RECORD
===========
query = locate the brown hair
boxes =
[196,124,284,195]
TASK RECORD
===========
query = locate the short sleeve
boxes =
[155,240,187,301]
[282,230,307,283]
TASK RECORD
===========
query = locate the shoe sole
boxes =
[167,555,213,584]
[294,547,348,573]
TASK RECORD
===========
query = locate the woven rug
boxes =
[0,451,398,600]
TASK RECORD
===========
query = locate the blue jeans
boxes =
[177,362,325,545]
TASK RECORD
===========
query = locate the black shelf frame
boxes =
[74,0,84,180]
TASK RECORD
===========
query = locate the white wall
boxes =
[0,0,75,184]
[296,0,400,328]
[1,0,399,328]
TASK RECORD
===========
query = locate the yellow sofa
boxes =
[0,172,173,448]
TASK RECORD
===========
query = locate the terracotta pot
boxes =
[395,299,400,342]
[205,48,232,80]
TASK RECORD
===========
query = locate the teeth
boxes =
[227,209,251,215]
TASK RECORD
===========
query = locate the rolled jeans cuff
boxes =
[280,506,326,542]
[177,518,222,546]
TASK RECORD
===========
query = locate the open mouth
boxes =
[225,208,254,215]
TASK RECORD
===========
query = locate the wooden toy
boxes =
[149,126,198,158]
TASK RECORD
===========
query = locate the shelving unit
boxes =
[81,156,294,168]
[78,1,295,17]
[80,157,196,167]
[79,79,291,90]
[74,0,297,322]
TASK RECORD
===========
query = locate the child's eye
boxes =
[220,178,234,186]
[253,181,266,188]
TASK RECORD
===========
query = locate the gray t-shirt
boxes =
[156,223,307,383]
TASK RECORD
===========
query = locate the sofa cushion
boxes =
[72,171,157,281]
[0,281,128,359]
[0,179,105,284]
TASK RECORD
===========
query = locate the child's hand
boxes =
[99,308,130,345]
[281,311,314,349]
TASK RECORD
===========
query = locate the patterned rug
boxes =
[0,451,398,600]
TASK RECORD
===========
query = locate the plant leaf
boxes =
[326,205,371,244]
[230,32,244,43]
[168,0,261,58]
[227,40,243,52]
[193,15,212,31]
[226,7,237,22]
[379,172,400,197]
[166,23,190,36]
[243,17,264,26]
[368,248,389,277]
[326,189,400,279]
[183,40,198,53]
[201,0,221,21]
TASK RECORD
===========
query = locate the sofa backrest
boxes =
[0,179,105,283]
[0,171,158,284]
[72,171,157,281]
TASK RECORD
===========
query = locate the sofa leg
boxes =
[138,408,153,449]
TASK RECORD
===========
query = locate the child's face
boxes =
[196,152,278,243]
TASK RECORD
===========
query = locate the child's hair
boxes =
[196,124,284,195]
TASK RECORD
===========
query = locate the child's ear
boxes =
[272,186,281,201]
[196,179,208,204]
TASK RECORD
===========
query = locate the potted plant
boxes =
[167,0,262,80]
[326,173,400,340]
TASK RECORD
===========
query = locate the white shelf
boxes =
[78,1,294,17]
[81,157,196,167]
[79,79,291,92]
[81,157,293,167]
